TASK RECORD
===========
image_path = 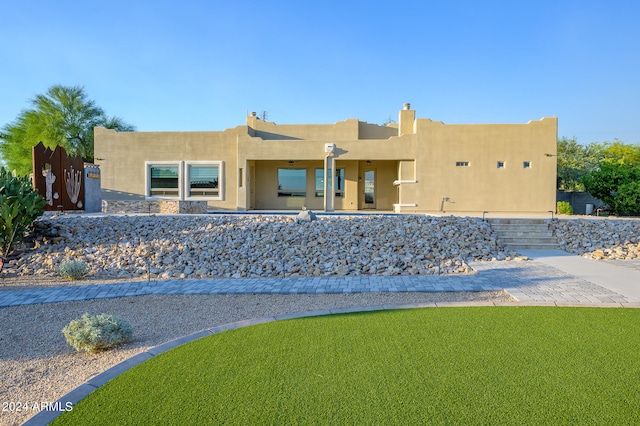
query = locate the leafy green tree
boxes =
[582,162,640,215]
[556,137,602,191]
[599,140,640,167]
[0,85,135,175]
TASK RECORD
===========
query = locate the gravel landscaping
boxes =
[551,218,640,259]
[2,213,511,281]
[2,213,640,425]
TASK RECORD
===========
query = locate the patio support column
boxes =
[324,153,335,212]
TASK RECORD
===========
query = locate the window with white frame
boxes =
[148,162,181,198]
[146,161,224,200]
[186,161,223,200]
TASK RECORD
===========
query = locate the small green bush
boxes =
[58,259,89,280]
[62,313,134,353]
[557,201,573,215]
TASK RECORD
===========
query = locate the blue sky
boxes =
[2,0,639,149]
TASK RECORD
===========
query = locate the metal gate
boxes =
[32,142,85,211]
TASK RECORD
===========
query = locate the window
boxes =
[148,163,181,198]
[315,168,345,197]
[186,162,221,199]
[497,161,505,168]
[278,169,306,197]
[523,161,531,168]
[456,161,470,167]
[146,161,224,200]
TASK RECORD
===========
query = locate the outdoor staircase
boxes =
[487,218,560,250]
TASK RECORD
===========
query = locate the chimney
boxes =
[398,103,415,136]
[246,111,258,126]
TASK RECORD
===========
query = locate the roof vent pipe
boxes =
[250,111,257,117]
[403,103,411,110]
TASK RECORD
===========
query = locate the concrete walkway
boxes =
[518,249,640,302]
[3,252,640,307]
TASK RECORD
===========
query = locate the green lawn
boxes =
[53,307,640,425]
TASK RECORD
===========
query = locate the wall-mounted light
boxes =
[95,158,105,161]
[544,153,557,157]
[366,160,371,165]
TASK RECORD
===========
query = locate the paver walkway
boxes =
[2,252,639,307]
[518,249,640,301]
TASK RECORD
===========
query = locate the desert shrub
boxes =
[0,167,46,256]
[58,259,89,280]
[582,162,640,215]
[62,313,134,353]
[556,201,573,215]
[613,181,640,216]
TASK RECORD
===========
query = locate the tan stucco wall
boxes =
[247,116,400,141]
[94,107,557,214]
[248,117,359,141]
[335,160,359,211]
[411,117,557,213]
[94,127,242,210]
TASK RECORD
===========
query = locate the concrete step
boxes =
[507,243,562,250]
[490,224,552,231]
[498,235,558,244]
[487,218,560,250]
[487,218,549,225]
[492,230,554,238]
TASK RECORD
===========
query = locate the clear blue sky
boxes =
[2,0,639,147]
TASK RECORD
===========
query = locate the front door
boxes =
[363,170,375,209]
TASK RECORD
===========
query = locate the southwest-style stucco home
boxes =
[94,104,557,214]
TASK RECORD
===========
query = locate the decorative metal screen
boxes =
[32,142,85,211]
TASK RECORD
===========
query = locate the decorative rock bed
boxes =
[550,219,640,260]
[6,215,639,281]
[7,214,511,280]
